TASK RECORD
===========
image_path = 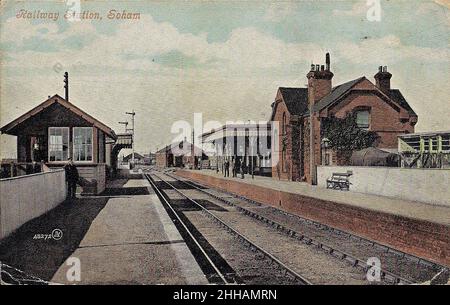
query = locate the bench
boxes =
[326,171,352,191]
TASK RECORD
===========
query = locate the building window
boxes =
[282,113,286,135]
[73,127,93,162]
[356,110,370,129]
[48,127,69,161]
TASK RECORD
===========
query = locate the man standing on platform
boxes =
[231,157,236,178]
[224,159,230,177]
[64,158,79,199]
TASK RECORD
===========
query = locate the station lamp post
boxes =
[321,137,330,166]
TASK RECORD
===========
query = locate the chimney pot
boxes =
[316,64,320,71]
[64,72,69,101]
[378,66,382,72]
[311,64,315,71]
[321,65,325,71]
[383,66,387,72]
[325,53,330,70]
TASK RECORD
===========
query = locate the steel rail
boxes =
[162,171,436,285]
[144,173,232,284]
[151,171,312,285]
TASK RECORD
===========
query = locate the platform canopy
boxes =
[201,123,272,143]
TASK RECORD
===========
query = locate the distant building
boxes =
[201,123,272,176]
[0,94,117,194]
[122,152,145,164]
[270,53,417,183]
[143,153,155,165]
[155,139,206,169]
[398,131,450,168]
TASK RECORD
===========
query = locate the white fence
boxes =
[0,169,66,240]
[317,166,450,207]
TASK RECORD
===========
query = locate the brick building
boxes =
[270,53,417,183]
[155,139,206,169]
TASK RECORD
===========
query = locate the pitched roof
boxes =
[278,87,309,116]
[389,89,417,116]
[275,77,416,119]
[123,152,144,161]
[1,94,116,139]
[313,77,365,112]
[156,140,205,156]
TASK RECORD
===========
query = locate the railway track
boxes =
[145,172,312,285]
[157,169,449,285]
[148,170,383,284]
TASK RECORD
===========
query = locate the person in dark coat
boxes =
[231,158,236,177]
[224,159,230,177]
[64,158,79,199]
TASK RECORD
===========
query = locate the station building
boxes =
[155,139,207,169]
[201,123,273,176]
[122,152,145,164]
[270,53,418,183]
[1,94,119,194]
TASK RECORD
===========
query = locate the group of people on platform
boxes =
[222,157,247,179]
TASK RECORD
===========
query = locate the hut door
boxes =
[31,136,47,162]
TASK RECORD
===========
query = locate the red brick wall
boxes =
[271,96,321,183]
[271,92,293,181]
[307,70,333,102]
[177,169,450,267]
[271,78,416,183]
[328,79,415,149]
[155,152,167,168]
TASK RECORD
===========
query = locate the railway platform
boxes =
[175,169,450,267]
[177,169,450,226]
[0,171,208,285]
[50,173,208,284]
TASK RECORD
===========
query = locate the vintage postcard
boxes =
[0,0,449,301]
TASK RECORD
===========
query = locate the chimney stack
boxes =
[64,72,69,101]
[374,66,392,95]
[307,53,334,104]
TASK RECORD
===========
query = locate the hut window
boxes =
[49,127,69,161]
[356,110,370,129]
[73,127,93,162]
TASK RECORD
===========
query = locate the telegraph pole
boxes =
[126,110,136,164]
[191,129,195,169]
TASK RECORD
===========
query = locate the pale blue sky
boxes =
[1,0,449,157]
